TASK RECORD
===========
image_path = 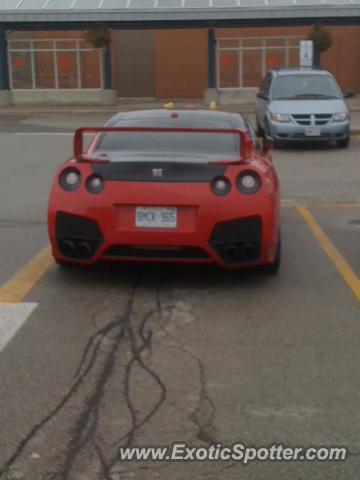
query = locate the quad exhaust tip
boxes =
[77,242,93,259]
[59,239,93,260]
[59,239,76,258]
[223,243,259,263]
[241,243,258,261]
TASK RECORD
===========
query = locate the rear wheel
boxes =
[55,258,78,269]
[336,137,350,149]
[263,239,281,275]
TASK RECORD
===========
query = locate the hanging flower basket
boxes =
[84,28,111,48]
[308,25,333,53]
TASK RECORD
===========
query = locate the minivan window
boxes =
[271,74,341,101]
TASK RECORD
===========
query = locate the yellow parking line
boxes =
[281,202,360,210]
[0,246,54,304]
[307,203,360,209]
[297,206,360,303]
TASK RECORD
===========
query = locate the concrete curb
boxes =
[2,107,360,116]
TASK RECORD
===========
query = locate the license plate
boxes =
[136,207,177,229]
[305,127,321,137]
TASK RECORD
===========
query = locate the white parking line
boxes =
[14,132,73,136]
[0,303,38,352]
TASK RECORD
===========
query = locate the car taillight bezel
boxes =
[86,174,105,194]
[211,176,232,196]
[236,171,262,195]
[59,167,81,192]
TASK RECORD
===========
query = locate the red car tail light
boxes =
[211,176,231,196]
[236,171,261,195]
[86,174,105,194]
[59,167,81,192]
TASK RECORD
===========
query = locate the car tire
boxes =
[336,137,350,149]
[55,258,77,268]
[263,239,281,275]
[264,120,280,149]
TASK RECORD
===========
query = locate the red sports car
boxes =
[48,109,281,272]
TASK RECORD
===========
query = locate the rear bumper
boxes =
[50,209,279,269]
[269,120,350,142]
[48,170,280,269]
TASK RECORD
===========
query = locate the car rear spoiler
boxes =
[73,127,249,163]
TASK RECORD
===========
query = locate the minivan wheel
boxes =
[264,120,280,148]
[336,137,350,149]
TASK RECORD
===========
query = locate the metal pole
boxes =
[0,29,10,91]
[103,44,112,90]
[207,28,216,89]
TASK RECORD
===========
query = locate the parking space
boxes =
[0,115,360,479]
[309,205,360,277]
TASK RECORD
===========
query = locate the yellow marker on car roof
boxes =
[164,102,175,110]
[209,102,218,111]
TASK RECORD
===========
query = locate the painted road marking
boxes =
[0,246,54,304]
[0,303,38,352]
[281,201,360,209]
[297,205,360,304]
[14,132,96,136]
[304,203,360,209]
[14,132,73,136]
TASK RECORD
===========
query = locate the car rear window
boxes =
[271,74,341,100]
[94,124,240,163]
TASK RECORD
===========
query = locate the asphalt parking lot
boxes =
[0,113,360,480]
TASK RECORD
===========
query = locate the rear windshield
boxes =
[271,74,341,100]
[94,130,240,163]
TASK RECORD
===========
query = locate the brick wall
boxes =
[154,26,360,98]
[154,28,208,99]
[8,26,360,98]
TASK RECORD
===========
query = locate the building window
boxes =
[217,36,305,89]
[8,39,103,90]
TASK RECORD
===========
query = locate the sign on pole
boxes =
[300,40,314,68]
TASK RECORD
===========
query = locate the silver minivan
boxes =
[255,68,351,148]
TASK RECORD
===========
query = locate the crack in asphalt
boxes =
[0,281,138,480]
[120,310,166,447]
[1,273,216,480]
[49,277,169,479]
[189,352,217,444]
[154,288,217,445]
[57,315,131,479]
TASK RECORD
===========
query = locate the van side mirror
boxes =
[344,90,354,99]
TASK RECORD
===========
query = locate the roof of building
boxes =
[0,0,360,26]
[0,0,358,9]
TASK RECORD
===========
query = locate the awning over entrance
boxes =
[0,0,359,28]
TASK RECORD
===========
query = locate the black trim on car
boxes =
[209,216,262,264]
[55,212,104,260]
[102,245,210,260]
[91,162,227,183]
